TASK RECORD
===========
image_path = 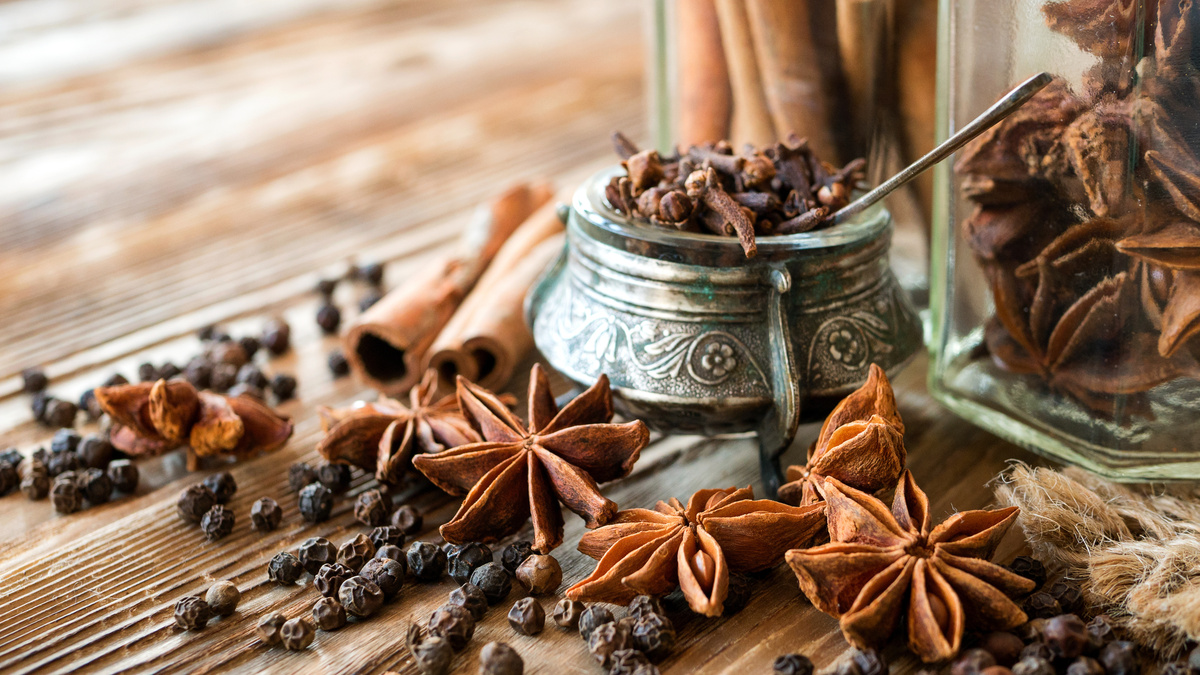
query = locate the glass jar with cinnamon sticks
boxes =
[929,0,1200,478]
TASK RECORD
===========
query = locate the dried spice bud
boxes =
[315,563,355,598]
[250,497,282,531]
[500,541,533,574]
[174,596,212,630]
[22,367,48,393]
[507,597,545,635]
[201,505,235,540]
[588,620,633,669]
[981,632,1025,667]
[1099,641,1136,675]
[429,603,476,650]
[480,642,523,675]
[449,583,488,621]
[515,554,562,596]
[392,505,423,534]
[298,482,333,523]
[360,557,405,599]
[632,612,675,659]
[268,551,303,584]
[77,435,114,470]
[312,597,347,631]
[205,580,240,617]
[470,562,512,605]
[337,533,375,571]
[298,537,338,575]
[21,472,49,500]
[952,649,997,675]
[47,450,80,477]
[51,429,81,454]
[1045,615,1088,659]
[408,541,448,582]
[289,462,317,493]
[269,374,297,402]
[202,471,237,504]
[1048,581,1084,614]
[280,617,315,651]
[448,543,493,586]
[338,575,384,618]
[327,349,350,377]
[177,484,216,523]
[610,649,655,675]
[368,526,404,551]
[774,654,815,675]
[262,319,291,356]
[1066,658,1104,675]
[407,624,453,675]
[553,598,584,629]
[317,462,351,493]
[578,605,614,640]
[354,489,390,526]
[628,595,664,619]
[377,544,404,563]
[1025,592,1061,619]
[256,612,287,645]
[1007,556,1047,587]
[50,478,83,514]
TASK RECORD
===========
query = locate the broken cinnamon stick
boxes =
[713,0,777,147]
[344,183,553,395]
[678,0,733,146]
[424,198,567,389]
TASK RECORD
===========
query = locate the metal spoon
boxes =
[831,71,1053,225]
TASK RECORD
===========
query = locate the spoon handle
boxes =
[832,71,1053,225]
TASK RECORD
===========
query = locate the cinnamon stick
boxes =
[344,183,553,395]
[424,198,567,389]
[713,0,776,147]
[678,0,733,146]
[743,0,839,161]
[894,0,938,229]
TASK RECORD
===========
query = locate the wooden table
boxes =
[0,1,1040,672]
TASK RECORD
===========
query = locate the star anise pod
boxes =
[778,364,906,506]
[317,369,479,486]
[412,364,648,553]
[786,471,1035,663]
[1042,0,1147,60]
[96,379,292,470]
[566,486,824,616]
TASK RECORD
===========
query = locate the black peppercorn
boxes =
[205,580,240,617]
[628,595,665,619]
[500,541,533,574]
[50,477,83,514]
[137,362,158,382]
[177,483,216,523]
[951,648,997,675]
[358,291,383,312]
[775,654,815,675]
[514,554,561,595]
[183,357,212,389]
[104,372,130,387]
[610,649,655,675]
[201,505,235,540]
[376,543,404,564]
[1045,614,1088,659]
[233,365,266,393]
[21,472,49,500]
[288,462,317,493]
[1024,591,1061,620]
[470,562,512,604]
[552,598,584,629]
[428,603,476,651]
[262,318,291,355]
[442,542,464,559]
[316,304,341,334]
[77,435,113,470]
[268,551,303,584]
[316,277,339,297]
[981,631,1024,667]
[280,617,315,651]
[327,349,350,377]
[407,624,453,675]
[46,450,80,477]
[79,467,113,504]
[391,504,423,534]
[367,526,404,552]
[158,361,182,380]
[256,612,287,645]
[408,541,448,582]
[51,428,81,454]
[632,612,675,659]
[0,448,22,470]
[480,642,523,675]
[202,471,237,504]
[312,597,347,631]
[43,399,78,429]
[79,388,101,420]
[1099,641,1137,675]
[449,583,488,621]
[448,542,493,585]
[316,462,351,493]
[208,363,237,392]
[22,367,48,393]
[1086,614,1116,651]
[354,489,390,526]
[1048,580,1084,614]
[849,649,888,675]
[360,261,385,286]
[30,392,51,424]
[250,497,282,531]
[269,373,297,402]
[360,557,405,599]
[298,537,338,575]
[1020,643,1054,662]
[1065,657,1104,675]
[298,482,333,522]
[578,605,615,640]
[337,533,376,571]
[107,459,139,493]
[587,620,633,669]
[1007,556,1047,587]
[0,461,15,497]
[237,336,261,361]
[174,596,212,630]
[314,563,355,598]
[226,382,264,401]
[339,575,384,618]
[507,597,545,636]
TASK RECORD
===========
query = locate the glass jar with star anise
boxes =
[929,0,1200,477]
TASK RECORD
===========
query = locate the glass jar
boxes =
[929,0,1200,478]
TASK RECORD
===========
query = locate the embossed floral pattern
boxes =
[699,342,738,378]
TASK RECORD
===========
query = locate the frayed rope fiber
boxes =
[996,463,1200,656]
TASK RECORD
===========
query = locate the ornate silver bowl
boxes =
[527,167,922,492]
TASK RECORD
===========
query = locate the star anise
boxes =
[778,364,906,506]
[786,471,1035,663]
[96,379,293,470]
[318,369,479,486]
[412,364,648,553]
[566,486,825,616]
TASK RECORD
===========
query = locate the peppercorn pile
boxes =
[312,259,388,379]
[1,429,138,514]
[605,132,866,258]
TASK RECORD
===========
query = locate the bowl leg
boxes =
[757,436,787,499]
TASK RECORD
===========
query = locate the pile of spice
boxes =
[605,132,866,258]
[955,0,1200,415]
